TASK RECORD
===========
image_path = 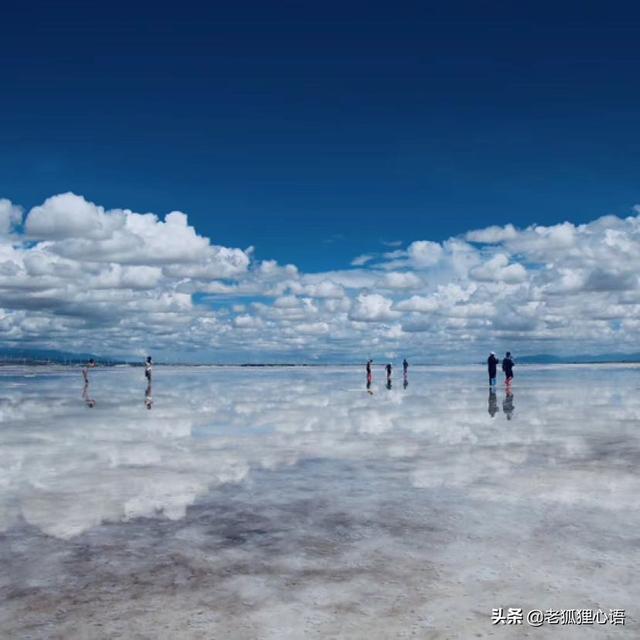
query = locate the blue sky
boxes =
[3,2,640,271]
[2,3,640,361]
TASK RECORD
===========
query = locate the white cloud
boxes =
[0,199,23,235]
[466,223,518,244]
[380,272,422,290]
[349,293,399,322]
[407,240,443,267]
[351,254,374,266]
[469,254,527,284]
[3,192,640,360]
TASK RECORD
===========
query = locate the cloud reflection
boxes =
[0,365,639,539]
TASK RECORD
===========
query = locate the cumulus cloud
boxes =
[407,240,443,267]
[466,223,518,244]
[2,192,640,360]
[469,254,527,284]
[349,293,399,322]
[0,199,23,235]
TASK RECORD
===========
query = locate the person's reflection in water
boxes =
[82,382,96,408]
[503,389,514,420]
[488,388,498,417]
[145,382,153,409]
[403,373,408,390]
[386,379,392,390]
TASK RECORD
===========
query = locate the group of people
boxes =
[366,353,514,387]
[81,356,154,409]
[366,358,410,392]
[487,351,515,387]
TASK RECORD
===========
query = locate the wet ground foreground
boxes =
[0,365,638,639]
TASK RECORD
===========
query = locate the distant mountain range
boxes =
[2,347,640,366]
[516,353,640,364]
[0,347,127,365]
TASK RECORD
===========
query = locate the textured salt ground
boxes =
[0,365,639,639]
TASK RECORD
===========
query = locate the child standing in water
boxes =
[145,356,153,383]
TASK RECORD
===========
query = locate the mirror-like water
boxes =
[1,365,638,638]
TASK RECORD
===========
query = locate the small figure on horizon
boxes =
[502,352,514,386]
[403,358,408,376]
[487,351,499,386]
[82,358,96,383]
[385,363,392,382]
[145,356,153,383]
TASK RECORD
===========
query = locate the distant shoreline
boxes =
[3,360,640,368]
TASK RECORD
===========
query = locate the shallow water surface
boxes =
[0,365,638,638]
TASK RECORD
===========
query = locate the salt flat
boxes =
[0,365,638,639]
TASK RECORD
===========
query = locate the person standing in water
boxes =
[145,356,153,383]
[502,351,514,386]
[366,359,373,393]
[487,352,499,386]
[385,363,392,385]
[82,358,95,383]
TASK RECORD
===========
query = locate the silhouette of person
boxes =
[145,356,153,383]
[502,352,514,386]
[82,358,95,383]
[503,389,514,420]
[488,388,498,417]
[487,352,499,386]
[366,359,373,385]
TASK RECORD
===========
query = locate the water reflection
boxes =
[82,382,96,408]
[488,389,498,417]
[1,366,639,541]
[3,365,640,640]
[145,382,153,410]
[503,389,514,420]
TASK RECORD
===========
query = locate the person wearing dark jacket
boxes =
[487,352,499,386]
[502,352,514,386]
